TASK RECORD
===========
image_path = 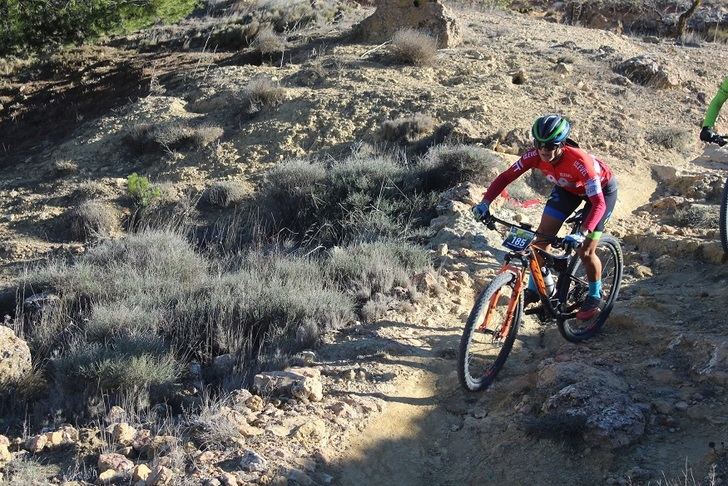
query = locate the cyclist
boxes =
[472,115,618,321]
[700,76,728,146]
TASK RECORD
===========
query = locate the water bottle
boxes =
[542,268,555,297]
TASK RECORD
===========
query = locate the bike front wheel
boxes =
[720,176,728,255]
[556,234,623,342]
[458,271,522,392]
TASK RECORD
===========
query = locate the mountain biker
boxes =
[472,115,618,321]
[700,76,728,146]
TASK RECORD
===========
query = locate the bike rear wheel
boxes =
[556,234,623,342]
[458,271,522,392]
[720,177,728,255]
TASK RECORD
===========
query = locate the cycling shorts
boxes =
[544,178,618,236]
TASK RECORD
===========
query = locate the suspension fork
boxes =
[479,263,526,338]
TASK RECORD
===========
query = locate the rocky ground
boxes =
[1,1,728,485]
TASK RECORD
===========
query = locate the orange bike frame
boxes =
[479,262,527,339]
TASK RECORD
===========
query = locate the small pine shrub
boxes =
[68,200,120,241]
[388,28,438,66]
[240,76,286,118]
[127,173,161,208]
[380,113,436,144]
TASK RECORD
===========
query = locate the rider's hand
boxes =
[700,126,716,143]
[564,231,587,249]
[472,201,490,220]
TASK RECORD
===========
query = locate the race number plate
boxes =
[502,227,536,252]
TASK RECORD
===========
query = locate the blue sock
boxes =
[588,280,602,299]
[527,275,537,293]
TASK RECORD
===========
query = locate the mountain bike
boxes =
[708,133,728,254]
[457,211,623,392]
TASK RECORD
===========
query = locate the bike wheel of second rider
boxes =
[458,271,522,392]
[556,234,623,342]
[720,177,728,255]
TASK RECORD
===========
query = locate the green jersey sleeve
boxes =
[703,77,728,128]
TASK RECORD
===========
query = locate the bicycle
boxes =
[457,211,623,392]
[707,133,728,254]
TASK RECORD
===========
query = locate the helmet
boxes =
[531,115,571,144]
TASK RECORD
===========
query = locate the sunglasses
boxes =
[535,140,562,151]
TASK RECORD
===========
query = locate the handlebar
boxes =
[480,214,567,248]
[710,134,727,147]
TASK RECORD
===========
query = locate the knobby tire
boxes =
[458,271,522,392]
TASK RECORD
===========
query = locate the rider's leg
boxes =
[577,178,619,293]
[527,187,579,297]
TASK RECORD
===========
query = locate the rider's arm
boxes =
[582,189,606,233]
[703,77,728,129]
[576,156,607,233]
[481,156,533,204]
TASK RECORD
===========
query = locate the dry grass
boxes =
[125,122,223,154]
[388,29,438,66]
[380,113,437,144]
[240,76,286,118]
[646,126,693,153]
[201,180,252,208]
[51,159,79,177]
[252,27,287,54]
[68,200,121,241]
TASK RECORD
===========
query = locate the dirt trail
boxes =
[325,146,728,485]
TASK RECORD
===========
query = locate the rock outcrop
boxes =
[0,325,31,385]
[354,0,461,48]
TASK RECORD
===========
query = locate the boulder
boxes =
[535,360,645,449]
[354,0,461,48]
[97,452,134,473]
[112,423,136,446]
[239,449,268,472]
[0,325,31,385]
[614,55,680,89]
[253,367,323,402]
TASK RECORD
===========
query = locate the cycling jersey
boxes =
[482,145,614,232]
[703,77,728,128]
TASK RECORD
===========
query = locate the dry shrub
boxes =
[389,28,438,66]
[72,180,111,200]
[252,27,287,54]
[646,126,692,153]
[673,204,718,229]
[51,159,78,177]
[240,76,286,118]
[201,180,252,208]
[380,113,436,144]
[68,200,120,241]
[125,122,223,154]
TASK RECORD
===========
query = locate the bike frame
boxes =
[480,215,577,325]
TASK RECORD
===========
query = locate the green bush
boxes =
[0,0,198,55]
[127,173,161,208]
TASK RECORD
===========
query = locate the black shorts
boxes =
[543,178,618,233]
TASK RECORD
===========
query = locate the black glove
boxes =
[700,126,716,142]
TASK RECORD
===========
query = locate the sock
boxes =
[527,275,537,293]
[588,280,602,299]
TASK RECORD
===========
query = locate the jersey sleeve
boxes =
[576,155,607,232]
[482,155,535,203]
[703,77,728,128]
